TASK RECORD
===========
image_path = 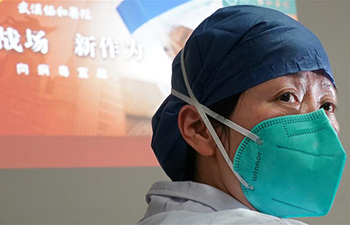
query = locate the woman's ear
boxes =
[178,105,216,156]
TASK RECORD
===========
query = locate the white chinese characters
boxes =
[37,64,50,76]
[0,26,48,54]
[43,5,56,17]
[74,34,143,61]
[0,27,23,53]
[99,37,120,59]
[74,33,96,58]
[16,63,108,80]
[77,67,89,79]
[96,68,108,79]
[126,38,143,61]
[24,29,48,54]
[16,63,29,75]
[18,1,93,20]
[17,1,30,14]
[30,3,43,16]
[58,65,70,77]
[1,26,144,61]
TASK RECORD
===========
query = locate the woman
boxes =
[139,5,346,224]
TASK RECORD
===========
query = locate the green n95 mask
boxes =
[233,109,346,218]
[171,48,347,218]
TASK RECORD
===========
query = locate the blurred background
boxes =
[0,0,348,224]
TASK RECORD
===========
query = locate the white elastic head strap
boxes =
[171,48,262,190]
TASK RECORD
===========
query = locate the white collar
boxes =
[146,181,249,211]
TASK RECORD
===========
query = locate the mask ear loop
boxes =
[171,48,262,190]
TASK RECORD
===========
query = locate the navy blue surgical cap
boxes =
[152,5,334,181]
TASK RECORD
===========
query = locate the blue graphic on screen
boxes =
[117,0,190,33]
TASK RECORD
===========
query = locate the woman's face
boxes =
[217,71,339,208]
[230,71,338,136]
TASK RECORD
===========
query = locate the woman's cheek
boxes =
[253,104,290,126]
[328,114,340,134]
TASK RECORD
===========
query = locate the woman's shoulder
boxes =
[138,208,307,225]
[138,181,307,225]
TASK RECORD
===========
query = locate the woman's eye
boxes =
[320,102,335,112]
[279,93,296,103]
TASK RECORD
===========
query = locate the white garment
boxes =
[138,181,307,225]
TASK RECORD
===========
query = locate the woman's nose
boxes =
[299,95,319,114]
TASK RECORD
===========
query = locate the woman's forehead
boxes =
[248,71,336,95]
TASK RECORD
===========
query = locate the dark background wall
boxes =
[1,1,349,224]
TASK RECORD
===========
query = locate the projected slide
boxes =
[0,0,296,168]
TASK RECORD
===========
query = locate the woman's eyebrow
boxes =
[321,82,337,94]
[320,82,338,100]
[321,82,332,88]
